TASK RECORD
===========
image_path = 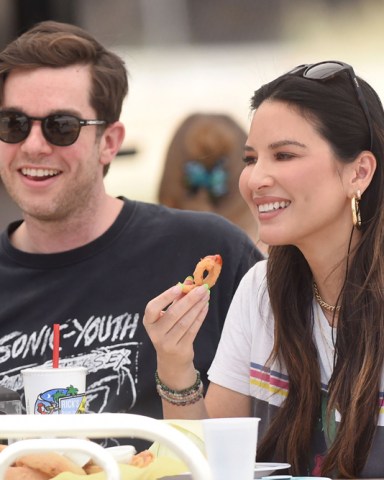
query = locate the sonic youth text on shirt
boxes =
[0,312,140,413]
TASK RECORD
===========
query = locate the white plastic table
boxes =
[0,413,212,480]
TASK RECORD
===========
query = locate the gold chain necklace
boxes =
[313,282,341,313]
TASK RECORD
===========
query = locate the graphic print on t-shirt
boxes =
[0,312,141,414]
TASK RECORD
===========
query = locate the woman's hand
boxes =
[143,282,210,389]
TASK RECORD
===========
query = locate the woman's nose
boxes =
[247,159,274,190]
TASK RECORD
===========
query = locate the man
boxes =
[0,21,262,446]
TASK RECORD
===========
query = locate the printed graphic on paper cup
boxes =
[34,385,86,414]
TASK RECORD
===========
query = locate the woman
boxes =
[157,112,265,249]
[143,61,384,478]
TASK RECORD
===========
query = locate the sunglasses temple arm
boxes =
[351,75,374,151]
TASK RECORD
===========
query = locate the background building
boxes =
[0,0,382,228]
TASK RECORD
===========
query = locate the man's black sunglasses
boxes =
[0,111,107,147]
[288,61,373,151]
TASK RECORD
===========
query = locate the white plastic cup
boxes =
[202,417,260,480]
[21,366,87,415]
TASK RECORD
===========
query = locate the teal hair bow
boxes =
[184,158,228,200]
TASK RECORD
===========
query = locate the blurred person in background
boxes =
[144,61,384,477]
[158,112,267,253]
[0,20,263,447]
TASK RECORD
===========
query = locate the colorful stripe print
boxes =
[250,362,289,398]
[250,363,384,422]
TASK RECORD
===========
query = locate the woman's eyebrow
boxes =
[269,139,307,149]
[244,140,307,152]
[244,145,255,152]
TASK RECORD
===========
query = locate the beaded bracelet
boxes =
[155,370,204,406]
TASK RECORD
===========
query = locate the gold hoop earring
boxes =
[351,189,362,229]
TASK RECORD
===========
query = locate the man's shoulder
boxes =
[133,200,249,234]
[124,198,263,262]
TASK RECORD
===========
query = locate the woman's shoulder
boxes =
[241,259,268,284]
[230,259,269,309]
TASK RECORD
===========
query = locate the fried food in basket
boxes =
[83,462,102,475]
[1,444,157,478]
[181,254,222,293]
[130,449,154,468]
[15,452,86,476]
[5,465,51,480]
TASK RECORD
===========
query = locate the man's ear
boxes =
[350,150,376,194]
[99,121,125,167]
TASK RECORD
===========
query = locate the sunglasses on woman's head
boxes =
[288,61,373,151]
[0,111,107,147]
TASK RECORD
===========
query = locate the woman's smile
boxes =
[257,200,291,213]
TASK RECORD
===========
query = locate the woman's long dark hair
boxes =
[252,71,384,478]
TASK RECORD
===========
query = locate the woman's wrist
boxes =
[156,362,197,391]
[155,369,204,406]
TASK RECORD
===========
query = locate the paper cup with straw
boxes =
[21,324,88,415]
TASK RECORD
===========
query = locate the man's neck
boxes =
[10,196,124,254]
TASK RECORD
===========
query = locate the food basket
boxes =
[0,413,213,480]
